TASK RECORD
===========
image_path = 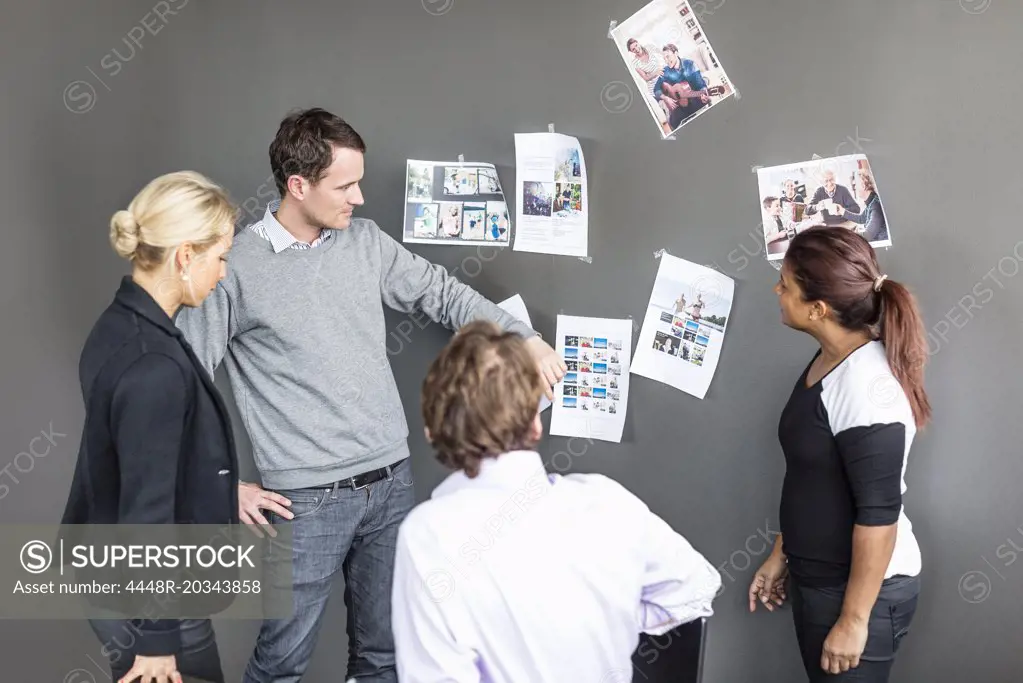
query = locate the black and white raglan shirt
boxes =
[778,340,922,587]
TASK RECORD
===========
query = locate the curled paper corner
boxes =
[607,19,618,38]
[654,248,666,259]
[577,255,593,264]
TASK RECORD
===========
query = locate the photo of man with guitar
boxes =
[654,43,728,130]
[612,0,736,138]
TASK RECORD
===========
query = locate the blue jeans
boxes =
[244,458,415,683]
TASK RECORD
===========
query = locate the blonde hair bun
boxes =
[110,210,141,259]
[107,171,238,268]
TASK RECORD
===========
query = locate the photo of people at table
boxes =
[611,0,736,138]
[756,154,892,260]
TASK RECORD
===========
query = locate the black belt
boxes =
[324,458,405,491]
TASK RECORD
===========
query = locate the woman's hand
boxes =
[119,654,182,682]
[748,552,788,612]
[821,616,869,674]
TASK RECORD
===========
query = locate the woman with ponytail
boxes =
[747,227,929,682]
[61,171,240,683]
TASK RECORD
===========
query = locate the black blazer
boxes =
[60,276,240,654]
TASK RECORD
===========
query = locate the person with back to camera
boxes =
[391,320,722,682]
[748,227,929,682]
[60,171,240,683]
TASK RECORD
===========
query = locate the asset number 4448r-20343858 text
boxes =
[124,579,261,594]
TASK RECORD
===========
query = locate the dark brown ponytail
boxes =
[876,278,931,428]
[785,228,931,428]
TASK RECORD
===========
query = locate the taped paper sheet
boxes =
[550,315,632,443]
[755,153,892,260]
[610,0,736,138]
[512,133,588,257]
[630,254,733,399]
[402,160,510,246]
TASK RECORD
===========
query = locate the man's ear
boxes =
[528,413,543,442]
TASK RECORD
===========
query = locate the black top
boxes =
[60,276,240,655]
[778,341,921,587]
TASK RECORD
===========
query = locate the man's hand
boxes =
[821,616,869,675]
[119,654,181,683]
[525,336,567,400]
[239,482,293,538]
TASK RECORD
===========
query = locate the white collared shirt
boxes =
[248,199,333,252]
[391,450,721,683]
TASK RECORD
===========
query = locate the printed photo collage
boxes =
[404,162,510,245]
[561,335,624,414]
[652,298,719,368]
[522,146,584,220]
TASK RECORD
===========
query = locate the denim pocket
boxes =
[269,488,330,522]
[890,593,919,652]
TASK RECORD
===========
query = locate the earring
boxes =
[181,268,190,282]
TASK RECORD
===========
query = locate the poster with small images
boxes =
[402,159,510,246]
[551,315,632,443]
[630,253,734,399]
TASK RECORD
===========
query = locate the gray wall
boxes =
[3,0,1021,680]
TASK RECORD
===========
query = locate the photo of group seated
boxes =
[756,153,892,260]
[611,0,736,138]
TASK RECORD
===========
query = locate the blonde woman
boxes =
[61,171,240,683]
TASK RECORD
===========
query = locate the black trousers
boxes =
[790,573,920,682]
[88,618,225,682]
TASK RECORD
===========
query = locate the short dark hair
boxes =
[762,195,779,210]
[268,108,366,196]
[421,321,545,478]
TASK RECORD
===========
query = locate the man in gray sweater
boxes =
[175,107,565,683]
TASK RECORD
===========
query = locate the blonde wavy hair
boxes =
[109,171,237,271]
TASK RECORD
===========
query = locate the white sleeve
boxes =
[579,474,722,636]
[391,528,482,683]
[638,509,722,635]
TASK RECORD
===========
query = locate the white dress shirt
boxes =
[391,450,722,682]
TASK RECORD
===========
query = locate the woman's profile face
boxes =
[774,261,814,330]
[182,232,233,307]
